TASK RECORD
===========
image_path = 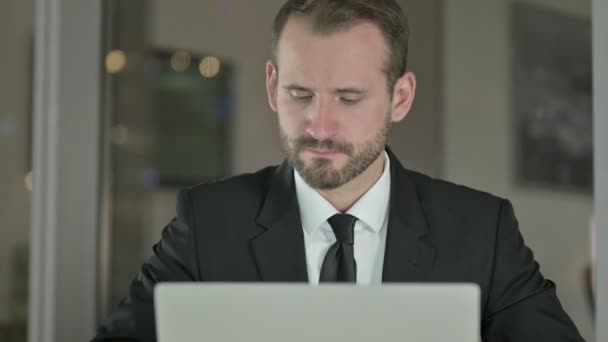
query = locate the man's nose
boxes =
[306,98,337,141]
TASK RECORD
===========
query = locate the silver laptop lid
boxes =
[155,283,480,342]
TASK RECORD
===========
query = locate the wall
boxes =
[0,0,34,322]
[443,0,594,340]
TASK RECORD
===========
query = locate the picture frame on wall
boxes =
[145,48,234,187]
[511,2,593,192]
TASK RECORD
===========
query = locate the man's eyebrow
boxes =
[283,85,367,95]
[333,88,368,95]
[283,84,312,92]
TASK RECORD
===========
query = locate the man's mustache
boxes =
[294,136,353,156]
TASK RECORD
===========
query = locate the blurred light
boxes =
[142,168,160,189]
[25,170,33,192]
[106,50,127,74]
[199,56,221,78]
[170,51,191,72]
[110,124,129,145]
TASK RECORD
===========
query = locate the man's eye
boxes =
[290,91,313,101]
[340,97,360,105]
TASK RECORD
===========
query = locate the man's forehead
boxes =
[273,16,390,91]
[276,16,387,54]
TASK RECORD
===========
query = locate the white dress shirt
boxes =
[294,151,391,285]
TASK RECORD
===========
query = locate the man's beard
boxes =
[280,115,391,190]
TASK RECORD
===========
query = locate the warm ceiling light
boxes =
[105,50,127,74]
[170,51,191,72]
[199,56,220,78]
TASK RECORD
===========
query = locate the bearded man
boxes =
[93,1,584,341]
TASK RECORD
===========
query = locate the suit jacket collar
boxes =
[251,160,309,281]
[251,147,435,282]
[382,148,436,282]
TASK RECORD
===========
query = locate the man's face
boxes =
[266,18,412,190]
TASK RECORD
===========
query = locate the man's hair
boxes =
[272,0,410,92]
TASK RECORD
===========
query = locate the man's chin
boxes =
[302,158,347,174]
[300,170,344,190]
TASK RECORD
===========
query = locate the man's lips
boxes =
[305,148,342,156]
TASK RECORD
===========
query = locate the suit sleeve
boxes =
[91,189,200,342]
[481,200,584,341]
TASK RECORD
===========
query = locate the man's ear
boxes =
[266,60,278,112]
[390,71,416,123]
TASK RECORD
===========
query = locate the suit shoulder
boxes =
[404,170,510,242]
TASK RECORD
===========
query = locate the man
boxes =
[93,0,584,341]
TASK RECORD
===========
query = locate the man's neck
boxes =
[317,152,386,213]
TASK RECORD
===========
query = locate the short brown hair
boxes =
[272,0,410,91]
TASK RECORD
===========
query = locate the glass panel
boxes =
[0,0,34,341]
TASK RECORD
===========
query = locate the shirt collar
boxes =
[294,151,391,235]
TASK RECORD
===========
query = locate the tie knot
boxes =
[327,214,357,245]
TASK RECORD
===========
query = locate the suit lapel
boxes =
[251,160,309,282]
[382,148,436,282]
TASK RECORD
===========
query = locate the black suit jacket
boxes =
[93,149,584,341]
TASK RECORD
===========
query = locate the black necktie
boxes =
[319,214,357,282]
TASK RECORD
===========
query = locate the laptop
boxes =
[155,283,480,342]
